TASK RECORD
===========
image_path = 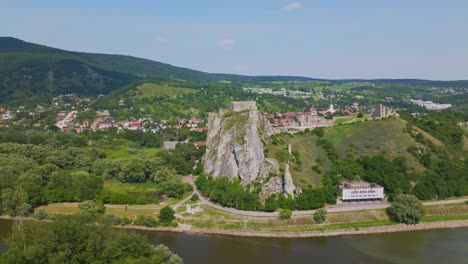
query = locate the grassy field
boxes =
[104,147,161,159]
[334,116,356,125]
[34,203,159,220]
[98,180,161,205]
[324,117,423,171]
[135,83,196,99]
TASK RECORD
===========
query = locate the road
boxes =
[191,180,467,218]
[102,181,467,218]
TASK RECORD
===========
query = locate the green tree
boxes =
[0,214,182,263]
[313,208,327,223]
[264,195,278,212]
[153,167,185,198]
[159,206,176,224]
[79,200,105,219]
[387,194,425,224]
[1,187,31,217]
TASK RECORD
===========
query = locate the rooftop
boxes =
[342,181,382,189]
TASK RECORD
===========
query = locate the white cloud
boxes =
[216,38,235,49]
[282,2,302,11]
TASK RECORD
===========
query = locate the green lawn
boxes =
[334,116,356,125]
[105,147,161,159]
[135,83,196,99]
[99,180,161,205]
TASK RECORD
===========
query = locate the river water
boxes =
[0,219,467,263]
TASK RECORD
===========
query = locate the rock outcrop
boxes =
[204,101,275,185]
[283,163,296,196]
[261,176,283,199]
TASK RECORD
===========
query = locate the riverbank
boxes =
[122,219,468,238]
[2,214,468,238]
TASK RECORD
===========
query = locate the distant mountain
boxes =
[1,37,467,103]
[0,37,214,103]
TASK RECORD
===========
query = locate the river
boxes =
[1,219,467,263]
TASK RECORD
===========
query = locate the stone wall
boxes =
[229,101,257,112]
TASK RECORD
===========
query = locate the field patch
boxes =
[134,83,196,99]
[98,180,161,205]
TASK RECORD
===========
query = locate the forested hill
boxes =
[2,37,468,103]
[0,37,214,103]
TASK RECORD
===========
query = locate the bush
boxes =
[134,215,157,227]
[387,194,425,224]
[313,127,325,137]
[106,214,123,225]
[34,209,48,220]
[120,217,132,226]
[159,206,175,223]
[190,194,199,202]
[313,208,327,223]
[279,209,292,220]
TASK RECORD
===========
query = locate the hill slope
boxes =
[266,118,426,188]
[0,37,214,103]
[2,37,468,103]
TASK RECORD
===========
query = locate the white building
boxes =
[340,181,384,202]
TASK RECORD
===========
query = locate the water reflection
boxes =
[1,219,467,264]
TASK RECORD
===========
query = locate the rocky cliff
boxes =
[203,102,277,185]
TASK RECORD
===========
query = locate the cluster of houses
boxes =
[243,87,314,98]
[263,103,362,128]
[409,99,452,111]
[54,110,208,134]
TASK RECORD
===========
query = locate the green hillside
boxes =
[266,117,426,188]
[0,37,213,103]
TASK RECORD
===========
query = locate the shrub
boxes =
[106,214,123,225]
[387,194,425,224]
[34,209,48,220]
[279,209,292,220]
[190,194,199,202]
[313,208,327,223]
[134,215,157,227]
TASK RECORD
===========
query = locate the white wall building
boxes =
[340,181,384,202]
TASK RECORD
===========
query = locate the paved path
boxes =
[102,179,466,218]
[171,193,194,210]
[190,178,467,218]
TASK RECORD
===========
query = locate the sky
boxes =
[1,0,468,80]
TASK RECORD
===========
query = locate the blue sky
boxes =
[2,0,468,80]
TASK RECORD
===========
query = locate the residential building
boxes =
[340,181,384,202]
[372,104,397,118]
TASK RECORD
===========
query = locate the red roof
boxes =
[194,141,207,147]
